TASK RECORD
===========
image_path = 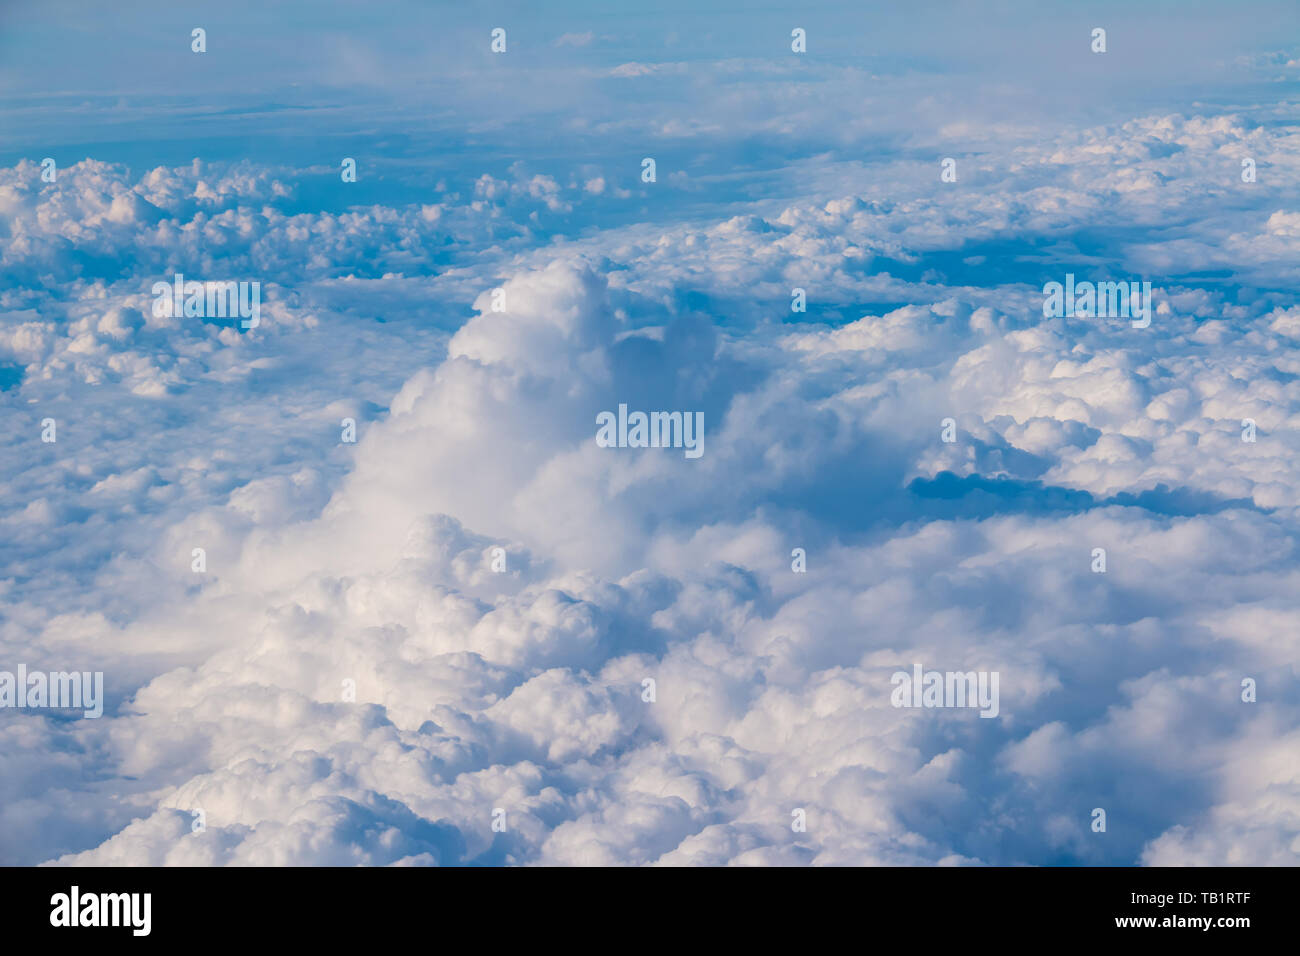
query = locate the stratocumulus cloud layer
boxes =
[1,1,1298,866]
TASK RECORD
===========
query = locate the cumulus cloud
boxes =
[4,233,1294,866]
[2,4,1298,868]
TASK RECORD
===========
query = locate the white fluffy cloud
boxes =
[2,89,1298,867]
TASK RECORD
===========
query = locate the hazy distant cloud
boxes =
[554,32,595,48]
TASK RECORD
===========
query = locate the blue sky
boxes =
[1,1,1299,866]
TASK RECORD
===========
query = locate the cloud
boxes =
[554,32,595,49]
[3,8,1299,867]
[3,241,1292,867]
